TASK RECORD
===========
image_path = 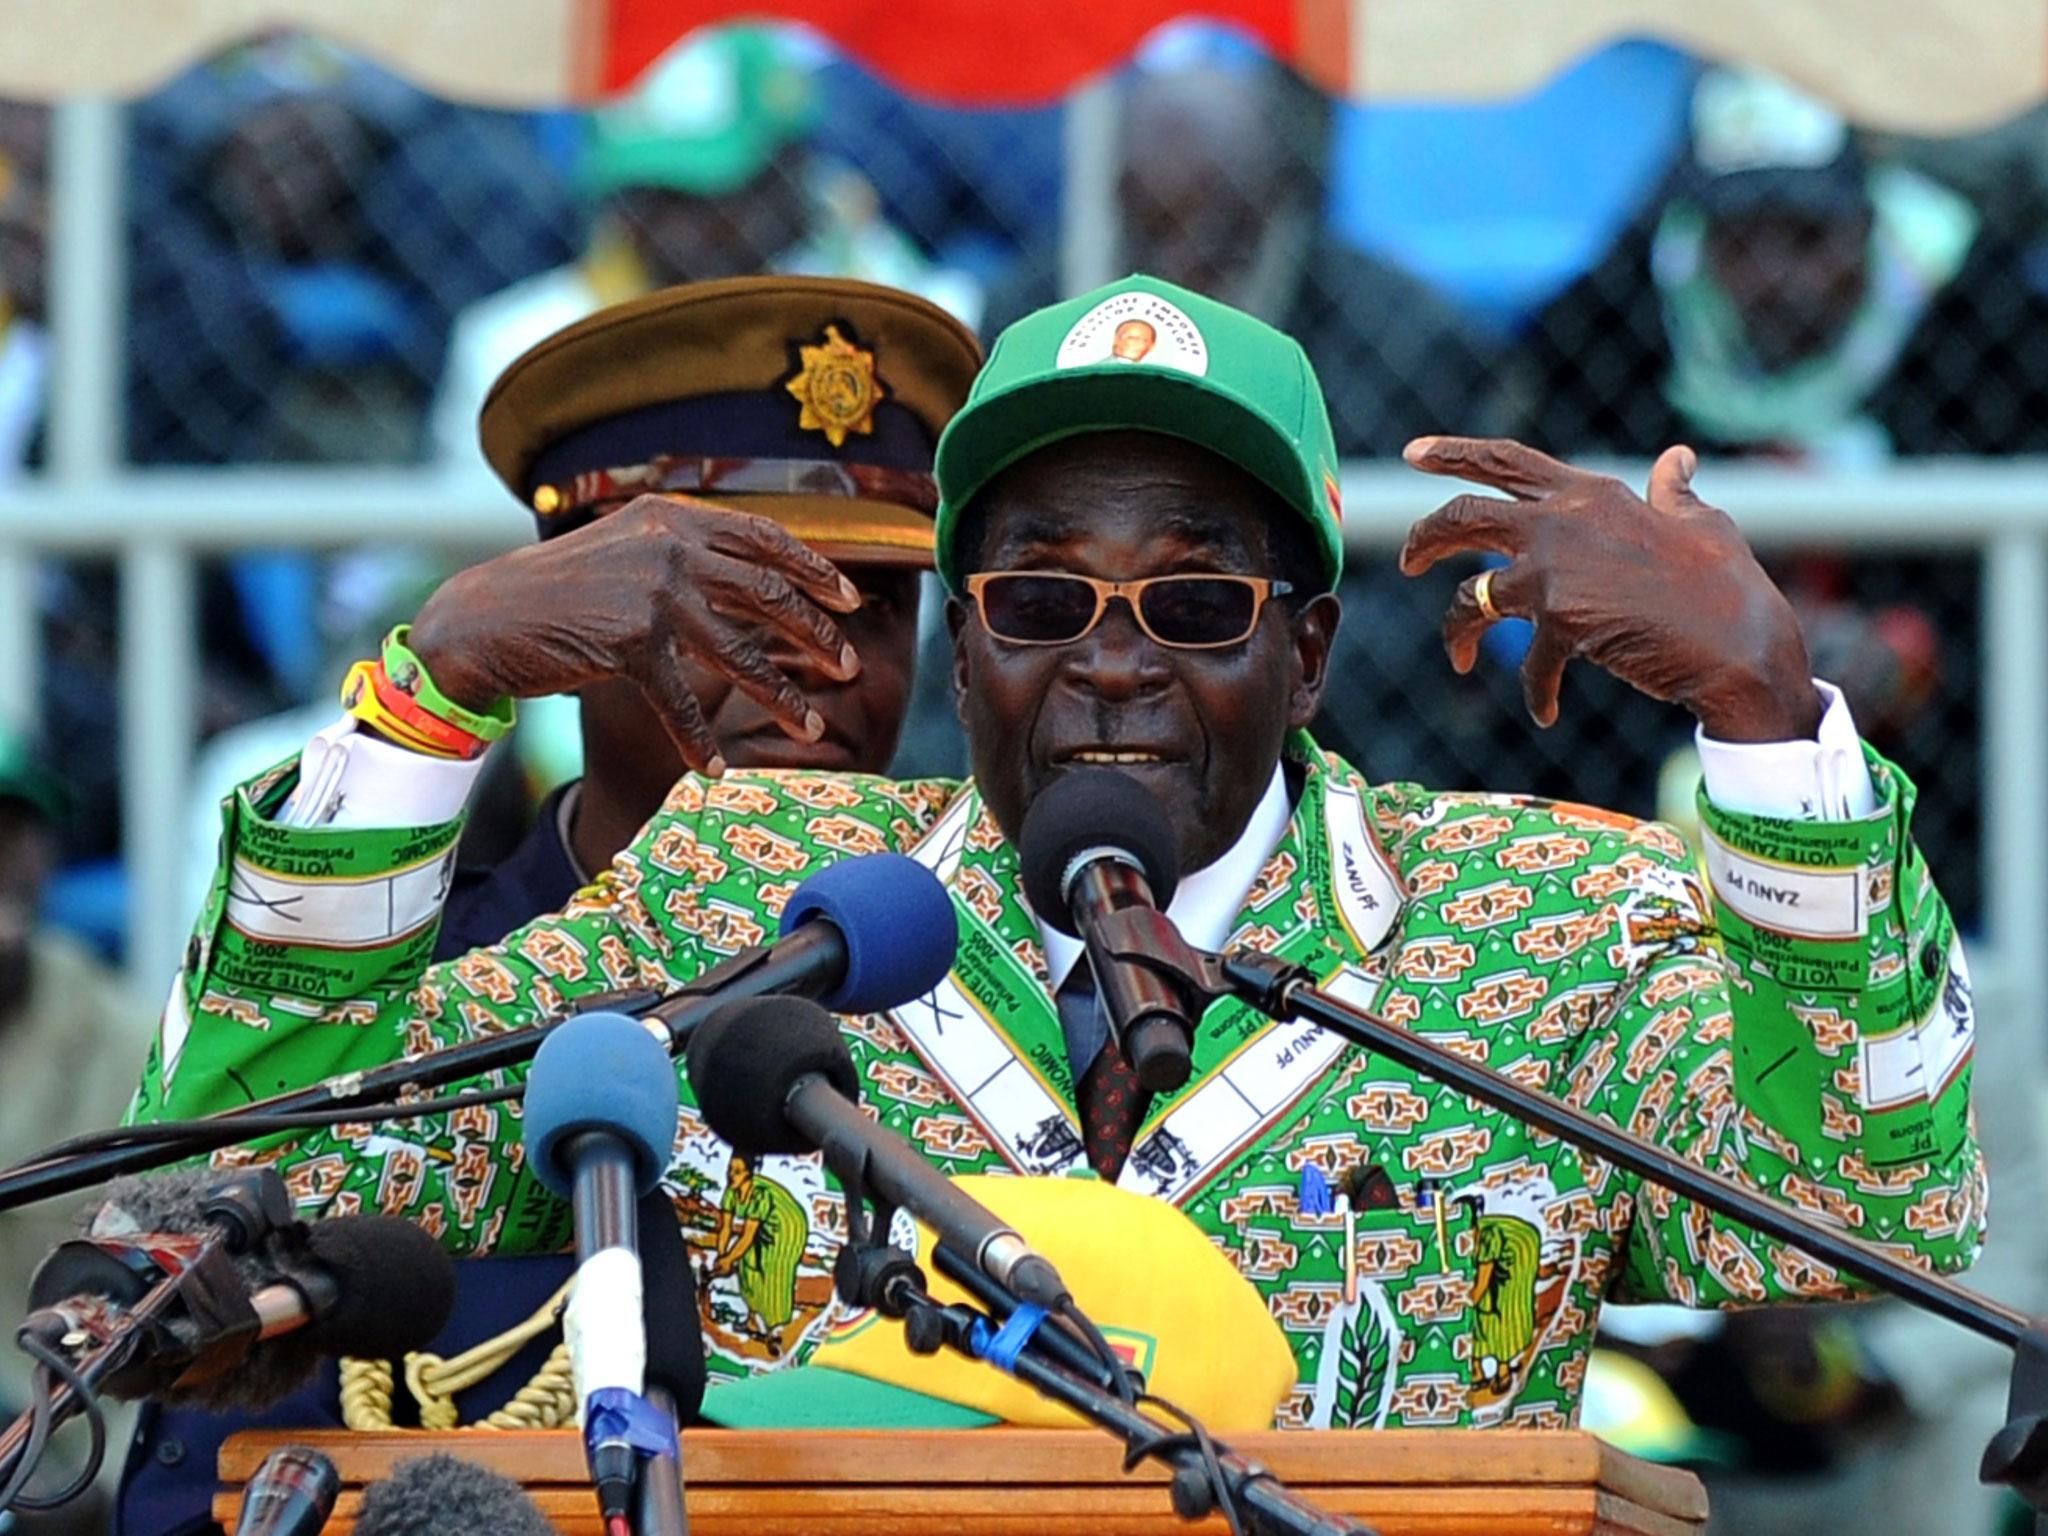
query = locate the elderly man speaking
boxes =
[132,276,1979,1430]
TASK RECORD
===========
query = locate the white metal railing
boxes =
[0,102,2038,1073]
[1,462,2041,1006]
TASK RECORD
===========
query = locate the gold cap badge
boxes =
[785,323,883,448]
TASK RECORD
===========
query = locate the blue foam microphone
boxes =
[523,1011,680,1528]
[525,1012,678,1204]
[777,851,959,1013]
[646,852,958,1039]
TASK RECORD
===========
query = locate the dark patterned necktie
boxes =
[1055,965,1149,1179]
[1077,1039,1149,1180]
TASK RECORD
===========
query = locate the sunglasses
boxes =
[963,571,1293,650]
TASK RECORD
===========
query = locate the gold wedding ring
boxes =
[1474,568,1503,623]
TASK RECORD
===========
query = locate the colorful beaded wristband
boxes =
[341,661,487,761]
[379,625,516,743]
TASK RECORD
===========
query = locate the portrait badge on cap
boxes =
[785,322,885,447]
[1054,291,1209,377]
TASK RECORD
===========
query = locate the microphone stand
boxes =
[0,1174,293,1511]
[564,1133,650,1534]
[0,923,838,1213]
[0,1263,194,1501]
[827,1172,1373,1536]
[1084,904,2048,1527]
[635,1193,697,1536]
[554,1134,687,1536]
[633,1383,689,1536]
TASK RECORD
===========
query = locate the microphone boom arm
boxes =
[1087,915,2048,1517]
[0,927,837,1214]
[1218,949,2024,1345]
[846,1252,1372,1536]
[1084,910,2027,1343]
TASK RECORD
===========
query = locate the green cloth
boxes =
[701,1363,998,1429]
[933,274,1346,591]
[132,738,1982,1428]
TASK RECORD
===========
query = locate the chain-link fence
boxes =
[3,27,2048,1536]
[1,23,2040,955]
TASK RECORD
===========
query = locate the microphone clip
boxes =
[199,1170,298,1256]
[1082,907,1230,1007]
[1085,919,1323,1023]
[1984,1319,2048,1511]
[830,1162,926,1320]
[1078,908,1230,1095]
[833,1240,925,1320]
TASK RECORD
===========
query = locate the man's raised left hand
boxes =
[1399,436,1823,742]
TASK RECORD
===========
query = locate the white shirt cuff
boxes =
[278,717,488,829]
[1695,679,1877,821]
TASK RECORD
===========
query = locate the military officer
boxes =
[118,274,979,1535]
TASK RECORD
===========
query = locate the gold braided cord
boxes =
[338,1278,577,1432]
[338,1355,396,1432]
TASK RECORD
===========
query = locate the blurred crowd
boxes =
[0,28,2023,942]
[2,20,2047,1535]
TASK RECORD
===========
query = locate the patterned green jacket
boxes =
[133,736,1982,1430]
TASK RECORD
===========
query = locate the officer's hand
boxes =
[407,495,863,775]
[1398,437,1823,741]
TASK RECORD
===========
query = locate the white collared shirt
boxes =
[1037,761,1293,993]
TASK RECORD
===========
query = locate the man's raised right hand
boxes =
[406,495,864,777]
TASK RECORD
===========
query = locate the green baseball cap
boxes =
[0,725,64,823]
[582,27,816,200]
[932,273,1346,592]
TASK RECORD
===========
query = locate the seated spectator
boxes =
[1510,67,2048,463]
[0,730,152,1532]
[812,56,1061,292]
[433,25,976,463]
[126,35,575,465]
[0,100,47,480]
[981,43,1495,457]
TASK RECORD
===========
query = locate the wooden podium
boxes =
[217,1427,1707,1534]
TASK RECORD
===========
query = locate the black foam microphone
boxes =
[686,996,1071,1310]
[635,1189,700,1536]
[27,1172,457,1410]
[1018,768,1194,1092]
[352,1453,554,1536]
[638,1188,707,1418]
[232,1445,340,1536]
